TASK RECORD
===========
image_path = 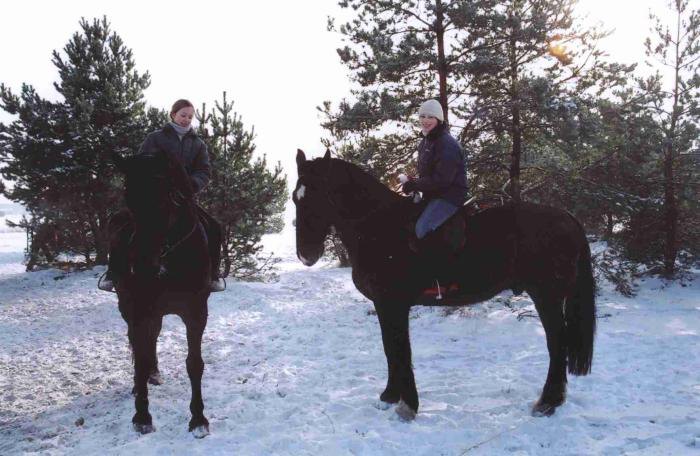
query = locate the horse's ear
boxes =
[112,152,128,174]
[296,149,306,168]
[321,148,333,176]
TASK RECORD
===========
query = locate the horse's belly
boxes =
[351,268,423,303]
[155,291,209,317]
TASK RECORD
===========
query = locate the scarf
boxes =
[169,121,192,139]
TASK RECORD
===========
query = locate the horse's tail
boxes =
[566,234,596,376]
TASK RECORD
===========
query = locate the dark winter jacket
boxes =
[137,124,211,192]
[413,123,468,206]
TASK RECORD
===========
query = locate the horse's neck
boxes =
[329,171,410,261]
[132,203,197,251]
[164,203,200,249]
[329,162,402,221]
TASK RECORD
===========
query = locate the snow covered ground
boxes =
[1,215,699,455]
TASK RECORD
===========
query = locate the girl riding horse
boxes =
[101,99,224,292]
[401,99,468,250]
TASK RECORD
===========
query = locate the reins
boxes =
[160,219,198,258]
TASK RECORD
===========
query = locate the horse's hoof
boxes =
[133,422,156,434]
[191,424,210,439]
[148,371,164,385]
[531,400,557,417]
[532,389,565,417]
[395,400,417,422]
[189,416,210,437]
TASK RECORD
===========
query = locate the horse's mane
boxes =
[327,158,405,207]
[126,151,194,197]
[324,158,420,233]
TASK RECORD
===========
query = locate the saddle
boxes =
[407,196,490,255]
[410,197,506,304]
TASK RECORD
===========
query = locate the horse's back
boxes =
[511,202,587,257]
[459,201,587,293]
[466,201,584,247]
[510,202,588,291]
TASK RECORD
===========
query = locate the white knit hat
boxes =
[418,99,444,121]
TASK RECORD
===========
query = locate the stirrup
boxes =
[209,277,226,292]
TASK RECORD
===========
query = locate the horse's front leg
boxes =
[184,308,209,438]
[374,301,418,421]
[131,319,156,433]
[148,316,164,385]
[374,301,399,405]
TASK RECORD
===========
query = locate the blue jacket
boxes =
[414,123,468,206]
[138,124,211,193]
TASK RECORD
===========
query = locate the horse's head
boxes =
[113,149,194,222]
[113,150,195,275]
[292,149,336,266]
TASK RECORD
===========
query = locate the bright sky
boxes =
[0,0,671,203]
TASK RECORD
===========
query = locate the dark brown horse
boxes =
[112,150,211,437]
[293,150,595,421]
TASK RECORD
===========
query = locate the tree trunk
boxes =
[84,250,92,266]
[605,212,614,240]
[93,213,109,265]
[663,139,678,276]
[331,236,350,267]
[434,0,449,124]
[662,9,683,278]
[222,227,232,278]
[508,9,522,203]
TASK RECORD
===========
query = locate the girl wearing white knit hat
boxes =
[401,99,468,247]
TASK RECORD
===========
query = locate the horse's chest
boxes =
[351,269,378,301]
[351,258,412,302]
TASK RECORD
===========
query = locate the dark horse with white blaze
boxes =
[293,149,596,420]
[112,150,211,437]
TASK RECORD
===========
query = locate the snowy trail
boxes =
[1,229,699,455]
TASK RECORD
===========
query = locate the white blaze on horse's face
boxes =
[295,185,306,201]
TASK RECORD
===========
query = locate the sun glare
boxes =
[548,42,572,65]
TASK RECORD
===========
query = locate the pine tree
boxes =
[196,92,287,279]
[639,0,700,276]
[0,16,151,266]
[464,0,621,202]
[322,0,498,181]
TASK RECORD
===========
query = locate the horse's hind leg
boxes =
[530,290,567,417]
[374,301,418,421]
[131,319,156,433]
[184,309,209,437]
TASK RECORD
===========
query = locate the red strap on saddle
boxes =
[422,283,459,297]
